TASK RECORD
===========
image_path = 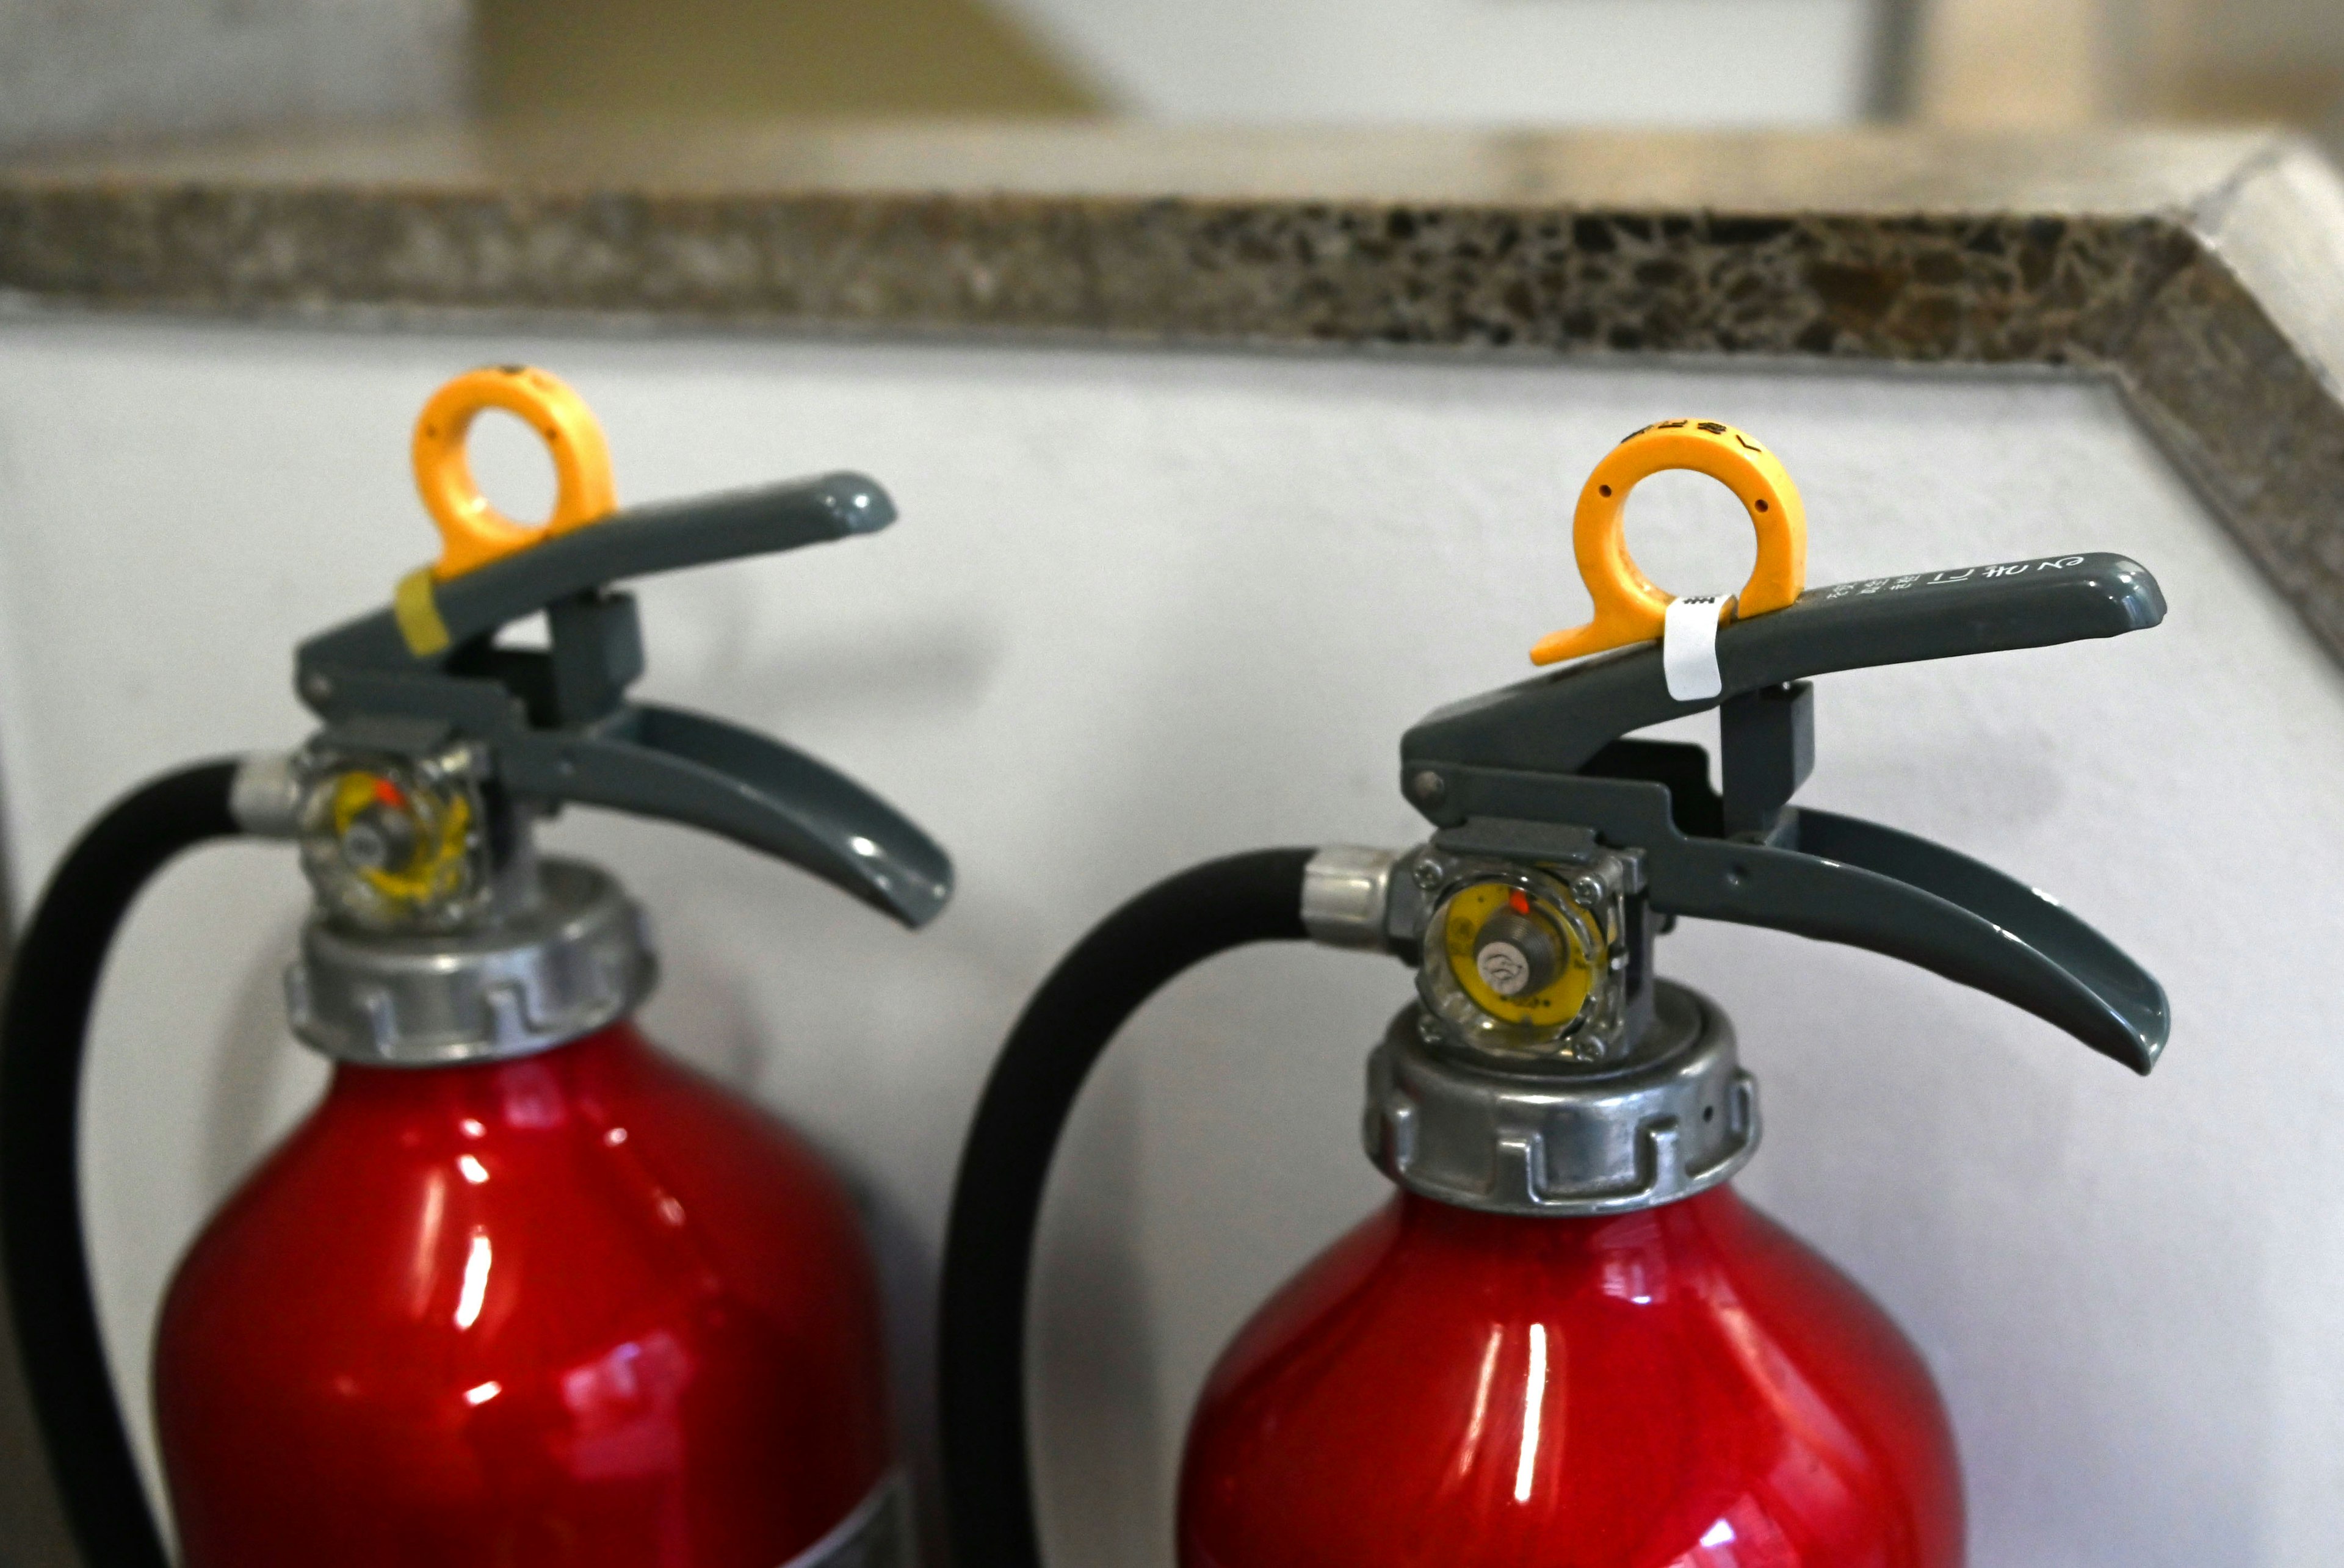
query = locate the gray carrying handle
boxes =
[501,704,952,928]
[1417,767,2166,1072]
[1789,809,2166,1069]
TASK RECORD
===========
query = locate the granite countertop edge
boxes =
[2,121,2342,659]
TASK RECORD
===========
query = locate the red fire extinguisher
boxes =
[0,367,950,1568]
[939,420,2168,1567]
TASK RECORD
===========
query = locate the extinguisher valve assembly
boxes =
[1353,501,2172,1213]
[220,367,952,1065]
[1386,533,2169,1063]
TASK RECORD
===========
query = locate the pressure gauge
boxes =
[1441,881,1594,1027]
[1414,856,1629,1063]
[295,745,490,931]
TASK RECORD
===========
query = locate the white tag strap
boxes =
[1662,595,1725,701]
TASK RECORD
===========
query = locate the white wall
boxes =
[0,321,2337,1567]
[994,0,1882,124]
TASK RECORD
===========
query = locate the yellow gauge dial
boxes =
[324,768,474,913]
[1441,881,1597,1027]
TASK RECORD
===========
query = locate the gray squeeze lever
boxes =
[1401,552,2169,1072]
[294,471,952,928]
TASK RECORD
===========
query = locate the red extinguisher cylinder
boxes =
[1181,1187,1962,1568]
[156,1020,900,1567]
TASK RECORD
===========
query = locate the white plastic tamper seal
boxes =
[1662,594,1725,701]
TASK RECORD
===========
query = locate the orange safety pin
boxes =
[1530,419,1807,667]
[411,366,617,582]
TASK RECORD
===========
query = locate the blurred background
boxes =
[1,0,2341,154]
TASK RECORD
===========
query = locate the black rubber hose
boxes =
[1,760,245,1568]
[939,847,1315,1568]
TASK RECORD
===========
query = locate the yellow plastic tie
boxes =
[392,566,451,657]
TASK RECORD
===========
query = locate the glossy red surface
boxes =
[154,1019,892,1567]
[1181,1187,1961,1568]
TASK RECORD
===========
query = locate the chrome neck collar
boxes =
[286,858,656,1068]
[1364,981,1758,1217]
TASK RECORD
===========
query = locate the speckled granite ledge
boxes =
[5,122,2344,660]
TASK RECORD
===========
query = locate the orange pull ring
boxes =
[1530,419,1807,667]
[413,366,617,580]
